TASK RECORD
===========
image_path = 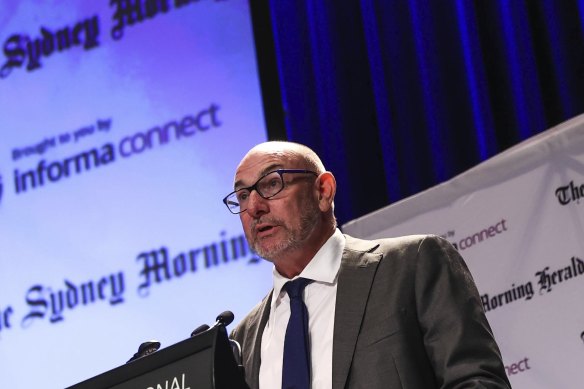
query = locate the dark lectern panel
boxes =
[65,326,245,389]
[111,350,213,389]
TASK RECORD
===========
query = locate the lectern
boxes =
[66,326,248,389]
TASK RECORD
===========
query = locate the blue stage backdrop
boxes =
[255,1,584,226]
[0,1,271,388]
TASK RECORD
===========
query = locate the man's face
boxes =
[234,150,320,261]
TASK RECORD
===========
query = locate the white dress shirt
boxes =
[259,229,345,389]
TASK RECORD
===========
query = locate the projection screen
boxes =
[0,1,273,387]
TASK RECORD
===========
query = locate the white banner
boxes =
[343,114,584,388]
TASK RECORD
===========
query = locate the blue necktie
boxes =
[282,277,312,389]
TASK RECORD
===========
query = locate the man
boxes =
[226,141,511,389]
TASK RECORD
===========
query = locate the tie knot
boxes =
[284,277,312,299]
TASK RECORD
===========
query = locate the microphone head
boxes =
[127,340,161,363]
[216,310,234,326]
[137,340,161,356]
[190,324,210,337]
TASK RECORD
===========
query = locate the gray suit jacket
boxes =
[231,234,511,389]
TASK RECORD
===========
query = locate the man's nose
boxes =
[245,190,268,217]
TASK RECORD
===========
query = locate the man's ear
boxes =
[315,172,336,212]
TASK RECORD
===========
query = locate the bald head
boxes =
[237,141,327,177]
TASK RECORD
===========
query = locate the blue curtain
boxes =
[263,0,584,225]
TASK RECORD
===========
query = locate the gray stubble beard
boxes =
[248,197,320,262]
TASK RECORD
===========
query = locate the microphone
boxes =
[214,311,243,370]
[188,311,242,372]
[190,310,234,337]
[215,310,234,327]
[126,340,161,363]
[190,324,210,337]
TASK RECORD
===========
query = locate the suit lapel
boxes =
[332,236,381,389]
[242,292,272,389]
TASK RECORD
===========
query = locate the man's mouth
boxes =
[255,223,278,237]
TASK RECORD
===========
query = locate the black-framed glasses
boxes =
[222,169,318,214]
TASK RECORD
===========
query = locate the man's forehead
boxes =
[234,149,300,186]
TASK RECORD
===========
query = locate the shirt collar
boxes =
[271,229,346,300]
